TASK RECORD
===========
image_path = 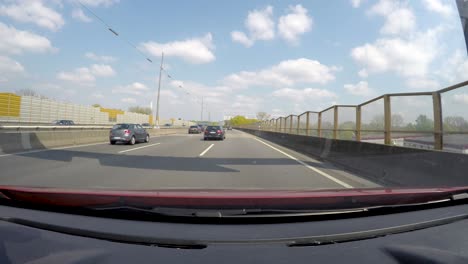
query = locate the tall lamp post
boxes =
[155,52,164,126]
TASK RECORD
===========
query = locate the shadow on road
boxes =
[14,149,335,173]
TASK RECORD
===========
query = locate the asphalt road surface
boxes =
[0,130,379,190]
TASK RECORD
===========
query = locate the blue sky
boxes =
[0,0,467,122]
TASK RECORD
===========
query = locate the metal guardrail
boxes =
[240,80,468,153]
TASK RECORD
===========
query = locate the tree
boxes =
[230,115,258,126]
[338,121,356,140]
[444,116,468,132]
[391,114,404,128]
[256,112,271,121]
[415,114,434,131]
[15,89,48,99]
[16,89,38,96]
[92,104,101,108]
[367,114,385,130]
[128,106,152,115]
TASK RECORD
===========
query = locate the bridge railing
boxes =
[241,80,468,153]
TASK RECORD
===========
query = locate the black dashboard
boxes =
[1,204,468,263]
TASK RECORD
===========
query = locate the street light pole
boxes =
[155,52,164,126]
[201,96,204,122]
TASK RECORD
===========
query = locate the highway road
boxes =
[0,130,379,190]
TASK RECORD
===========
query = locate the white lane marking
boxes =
[199,144,214,157]
[118,143,161,154]
[253,138,353,189]
[0,142,109,158]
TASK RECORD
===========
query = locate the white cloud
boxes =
[344,81,374,96]
[230,95,264,113]
[231,31,254,47]
[112,82,149,96]
[453,94,468,105]
[278,5,313,44]
[405,78,440,90]
[0,0,64,31]
[358,69,368,78]
[246,6,275,41]
[0,22,54,54]
[37,83,77,98]
[139,33,215,64]
[57,67,95,83]
[351,27,442,78]
[422,0,453,17]
[169,80,229,99]
[351,0,365,8]
[72,8,92,22]
[0,56,24,72]
[90,64,115,77]
[368,0,416,35]
[79,0,120,7]
[437,49,468,84]
[85,52,117,63]
[121,97,136,104]
[231,6,275,47]
[272,88,336,102]
[57,64,115,84]
[160,90,179,100]
[223,58,340,89]
[91,92,104,99]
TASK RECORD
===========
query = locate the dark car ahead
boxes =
[204,125,225,140]
[188,125,201,134]
[52,120,75,125]
[109,123,149,145]
[141,123,153,129]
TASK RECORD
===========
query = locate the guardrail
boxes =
[240,80,468,154]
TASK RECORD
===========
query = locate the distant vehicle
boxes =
[52,120,75,126]
[198,125,205,132]
[141,123,153,129]
[188,125,201,134]
[227,126,233,130]
[109,123,149,145]
[204,125,225,140]
[164,123,172,127]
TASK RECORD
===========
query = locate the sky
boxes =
[0,0,468,122]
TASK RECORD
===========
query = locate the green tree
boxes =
[367,114,384,130]
[391,114,404,128]
[256,112,271,121]
[128,106,152,115]
[230,115,258,126]
[15,89,48,99]
[92,104,101,108]
[338,121,356,140]
[444,116,468,132]
[415,114,434,131]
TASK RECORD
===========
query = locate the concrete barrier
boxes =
[0,128,186,154]
[238,128,468,188]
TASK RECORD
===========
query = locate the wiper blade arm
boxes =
[87,205,367,218]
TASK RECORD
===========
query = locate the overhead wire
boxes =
[77,0,211,118]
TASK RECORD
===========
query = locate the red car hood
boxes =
[0,186,467,209]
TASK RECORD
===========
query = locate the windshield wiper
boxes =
[84,202,444,219]
[85,192,468,219]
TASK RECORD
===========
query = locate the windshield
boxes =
[112,124,129,129]
[0,0,468,213]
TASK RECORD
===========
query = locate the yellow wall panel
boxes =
[0,93,21,117]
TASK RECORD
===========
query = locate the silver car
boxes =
[109,123,149,145]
